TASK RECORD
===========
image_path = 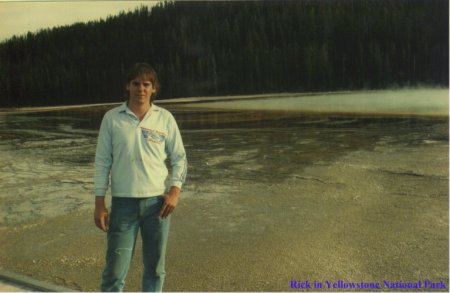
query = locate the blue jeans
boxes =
[101,196,170,292]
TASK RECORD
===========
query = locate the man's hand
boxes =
[159,186,181,219]
[94,196,109,232]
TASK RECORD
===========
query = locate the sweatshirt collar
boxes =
[118,102,160,115]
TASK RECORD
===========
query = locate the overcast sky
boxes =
[0,0,159,42]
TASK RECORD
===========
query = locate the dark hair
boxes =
[125,63,160,101]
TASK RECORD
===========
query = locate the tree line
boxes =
[0,0,448,107]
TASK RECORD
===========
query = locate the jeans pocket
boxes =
[157,194,165,204]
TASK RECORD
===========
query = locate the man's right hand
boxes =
[94,196,109,232]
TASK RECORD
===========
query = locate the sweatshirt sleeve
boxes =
[94,113,113,196]
[165,114,187,189]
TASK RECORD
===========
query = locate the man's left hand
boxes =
[159,187,180,219]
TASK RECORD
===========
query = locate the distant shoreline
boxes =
[0,90,356,114]
[0,102,120,115]
[0,88,448,116]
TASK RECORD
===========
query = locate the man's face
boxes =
[126,75,156,105]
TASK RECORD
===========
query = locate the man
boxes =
[94,63,187,292]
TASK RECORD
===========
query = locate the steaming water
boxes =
[179,88,448,116]
[0,89,448,225]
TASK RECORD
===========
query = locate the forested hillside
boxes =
[0,0,448,107]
